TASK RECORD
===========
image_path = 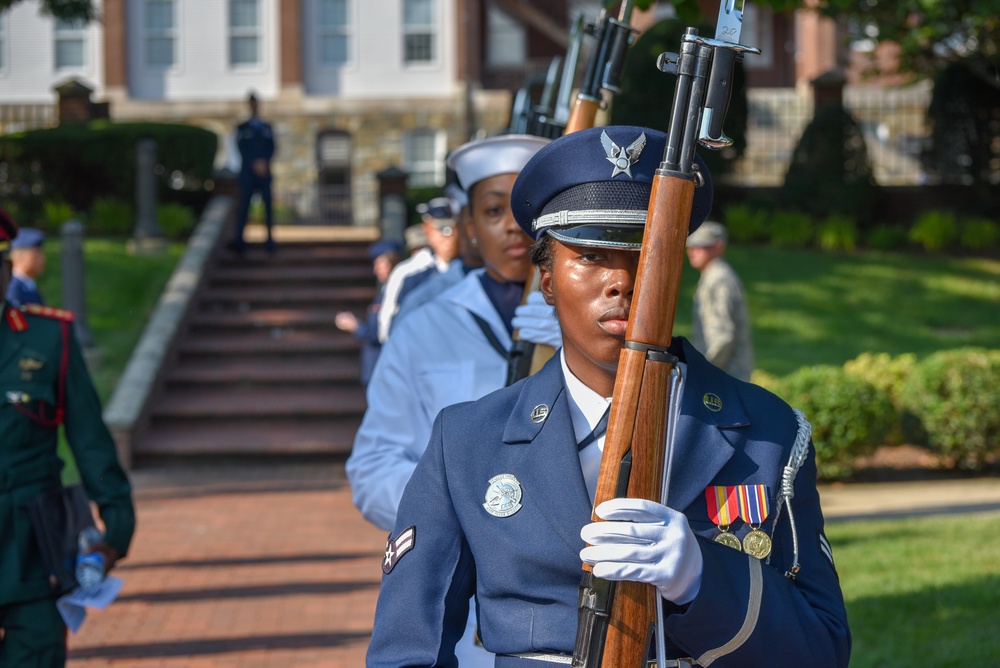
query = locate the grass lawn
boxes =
[828,512,1000,666]
[672,246,1000,377]
[37,237,184,401]
[34,237,184,483]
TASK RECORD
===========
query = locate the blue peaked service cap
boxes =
[511,126,713,249]
[11,227,44,250]
[368,239,403,260]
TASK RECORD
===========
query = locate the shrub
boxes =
[817,214,858,252]
[898,348,1000,468]
[42,200,74,231]
[768,210,813,249]
[774,365,894,480]
[909,210,959,251]
[865,224,909,251]
[723,204,769,244]
[157,203,197,239]
[781,103,876,223]
[843,352,917,444]
[88,198,133,236]
[0,121,217,215]
[959,217,999,252]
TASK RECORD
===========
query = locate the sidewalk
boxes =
[68,461,385,668]
[67,462,1000,667]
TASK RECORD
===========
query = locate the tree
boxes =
[0,0,96,22]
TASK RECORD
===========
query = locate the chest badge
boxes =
[19,357,44,382]
[5,391,31,405]
[483,474,523,518]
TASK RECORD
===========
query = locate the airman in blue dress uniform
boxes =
[231,92,277,253]
[0,210,136,667]
[367,127,850,667]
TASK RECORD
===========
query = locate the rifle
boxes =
[506,3,636,387]
[571,1,760,666]
[564,0,638,135]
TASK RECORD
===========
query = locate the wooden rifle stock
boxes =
[565,97,601,135]
[572,176,695,668]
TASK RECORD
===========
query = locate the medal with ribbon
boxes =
[737,484,772,559]
[705,486,742,552]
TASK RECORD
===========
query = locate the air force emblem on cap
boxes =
[602,130,647,179]
[483,474,523,518]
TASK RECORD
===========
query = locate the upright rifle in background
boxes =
[571,1,760,666]
[506,3,637,386]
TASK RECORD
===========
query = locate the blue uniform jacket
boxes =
[236,118,275,182]
[368,338,850,667]
[6,274,43,307]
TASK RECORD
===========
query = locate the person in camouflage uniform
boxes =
[0,209,135,667]
[686,221,754,382]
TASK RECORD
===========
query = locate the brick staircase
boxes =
[135,238,375,458]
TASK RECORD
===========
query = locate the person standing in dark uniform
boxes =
[367,127,850,667]
[0,209,136,667]
[6,226,46,307]
[231,91,277,254]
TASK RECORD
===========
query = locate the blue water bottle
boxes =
[76,527,106,593]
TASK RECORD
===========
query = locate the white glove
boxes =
[512,290,562,348]
[580,498,703,605]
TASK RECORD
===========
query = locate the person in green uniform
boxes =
[0,208,135,667]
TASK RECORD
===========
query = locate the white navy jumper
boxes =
[367,339,850,667]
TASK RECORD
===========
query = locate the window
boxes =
[54,17,86,69]
[230,0,261,66]
[403,130,445,187]
[145,0,175,67]
[402,0,435,65]
[319,0,350,66]
[487,6,525,67]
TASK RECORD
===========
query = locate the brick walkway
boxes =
[67,461,1000,667]
[68,461,385,667]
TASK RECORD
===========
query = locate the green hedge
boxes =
[774,365,894,480]
[0,121,217,229]
[898,348,1000,468]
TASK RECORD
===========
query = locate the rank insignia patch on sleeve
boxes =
[383,526,416,574]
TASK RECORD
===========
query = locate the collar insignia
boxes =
[703,393,723,412]
[382,525,415,574]
[602,130,647,179]
[530,404,549,424]
[483,474,523,518]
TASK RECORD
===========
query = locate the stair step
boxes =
[188,308,347,330]
[135,418,362,456]
[209,265,375,285]
[217,244,372,266]
[151,386,366,419]
[198,286,376,307]
[176,331,360,356]
[167,358,360,384]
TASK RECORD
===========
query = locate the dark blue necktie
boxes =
[577,405,611,451]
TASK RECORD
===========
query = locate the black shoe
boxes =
[265,239,277,254]
[227,240,247,255]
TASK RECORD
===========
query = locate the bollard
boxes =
[60,219,96,351]
[130,137,166,254]
[380,194,407,248]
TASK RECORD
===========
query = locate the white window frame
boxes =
[742,4,774,70]
[54,17,87,70]
[144,0,176,69]
[229,0,262,68]
[402,0,437,66]
[318,0,352,68]
[403,129,446,187]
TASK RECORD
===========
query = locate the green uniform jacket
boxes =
[0,303,135,606]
